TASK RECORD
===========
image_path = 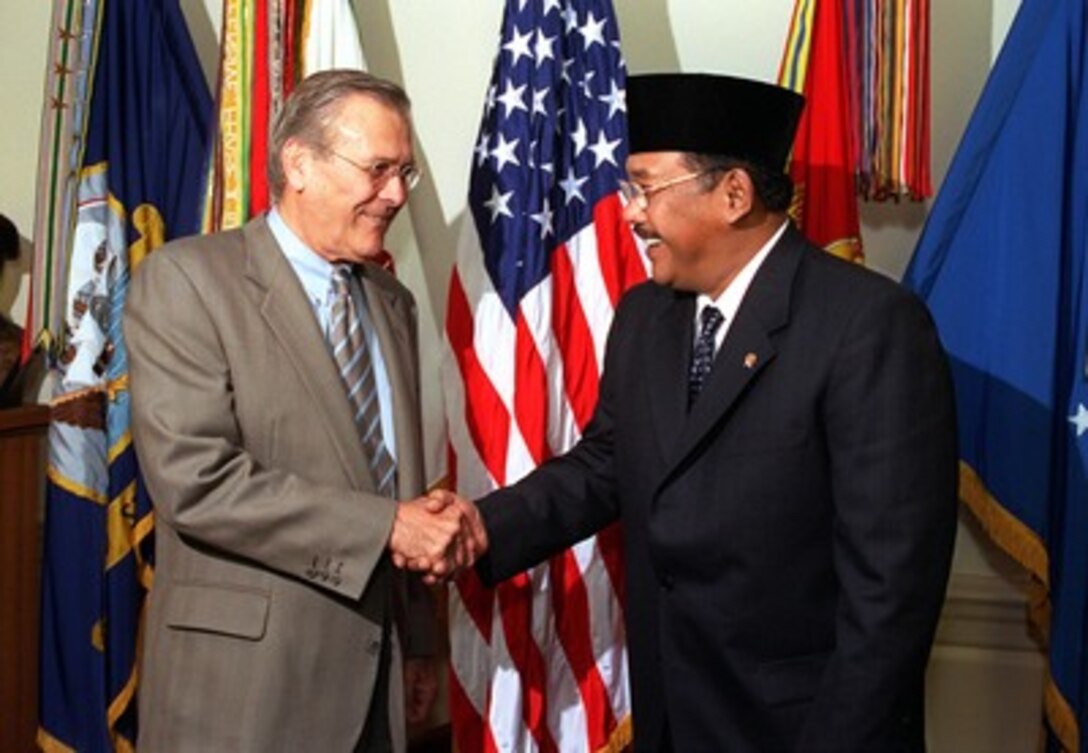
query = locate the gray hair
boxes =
[268,69,412,199]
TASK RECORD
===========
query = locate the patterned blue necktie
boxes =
[688,306,724,409]
[328,267,397,497]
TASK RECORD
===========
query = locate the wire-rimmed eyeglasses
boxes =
[328,149,423,192]
[618,168,719,210]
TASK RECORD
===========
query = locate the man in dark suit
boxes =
[126,70,475,752]
[435,73,957,752]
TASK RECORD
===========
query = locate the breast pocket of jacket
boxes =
[164,581,270,641]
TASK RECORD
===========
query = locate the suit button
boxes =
[659,573,674,591]
[367,639,381,656]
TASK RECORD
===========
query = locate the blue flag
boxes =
[902,0,1088,750]
[37,0,211,749]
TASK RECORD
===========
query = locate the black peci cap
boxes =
[626,73,805,173]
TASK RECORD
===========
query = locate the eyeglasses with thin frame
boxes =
[328,149,423,192]
[618,168,719,210]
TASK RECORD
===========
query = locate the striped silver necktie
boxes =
[329,266,397,498]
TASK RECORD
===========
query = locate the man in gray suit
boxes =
[125,70,474,752]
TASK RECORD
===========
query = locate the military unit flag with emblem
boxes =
[35,0,211,750]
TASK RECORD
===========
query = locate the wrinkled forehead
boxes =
[326,95,414,154]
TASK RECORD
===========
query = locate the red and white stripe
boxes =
[443,194,647,751]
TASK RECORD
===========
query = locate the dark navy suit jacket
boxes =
[478,224,957,753]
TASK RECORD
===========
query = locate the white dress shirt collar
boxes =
[694,219,789,353]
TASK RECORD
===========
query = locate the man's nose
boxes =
[380,173,410,205]
[621,196,646,224]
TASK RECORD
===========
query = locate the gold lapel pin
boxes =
[743,353,758,369]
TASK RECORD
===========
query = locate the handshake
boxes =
[388,490,489,583]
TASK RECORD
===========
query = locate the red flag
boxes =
[780,0,863,262]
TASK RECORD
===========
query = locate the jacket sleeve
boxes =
[474,289,638,585]
[124,247,396,601]
[797,287,958,751]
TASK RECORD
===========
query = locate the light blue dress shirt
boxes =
[267,208,398,462]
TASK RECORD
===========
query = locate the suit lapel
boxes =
[646,291,696,462]
[242,218,370,489]
[660,225,806,478]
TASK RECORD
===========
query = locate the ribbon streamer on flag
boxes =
[903,0,1087,749]
[202,0,368,233]
[778,0,933,262]
[442,0,644,750]
[35,0,211,750]
[778,0,864,261]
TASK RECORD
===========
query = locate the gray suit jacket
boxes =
[125,216,434,752]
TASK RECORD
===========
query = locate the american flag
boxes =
[441,0,646,750]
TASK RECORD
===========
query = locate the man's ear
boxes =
[719,167,755,224]
[282,139,311,193]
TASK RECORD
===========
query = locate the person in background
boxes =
[430,73,958,753]
[0,213,28,406]
[125,70,476,752]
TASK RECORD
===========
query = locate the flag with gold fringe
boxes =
[36,0,211,750]
[903,0,1087,749]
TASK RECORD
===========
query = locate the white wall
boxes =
[0,1,50,328]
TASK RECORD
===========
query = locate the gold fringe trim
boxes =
[79,160,109,180]
[106,656,139,728]
[112,732,136,753]
[91,618,105,652]
[1045,667,1081,753]
[959,463,1048,583]
[106,429,131,464]
[36,726,76,753]
[595,715,633,753]
[47,464,108,506]
[132,507,156,591]
[107,587,149,750]
[958,461,1079,753]
[824,236,863,263]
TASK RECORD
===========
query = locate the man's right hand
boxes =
[388,492,488,581]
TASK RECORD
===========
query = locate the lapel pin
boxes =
[743,353,758,369]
